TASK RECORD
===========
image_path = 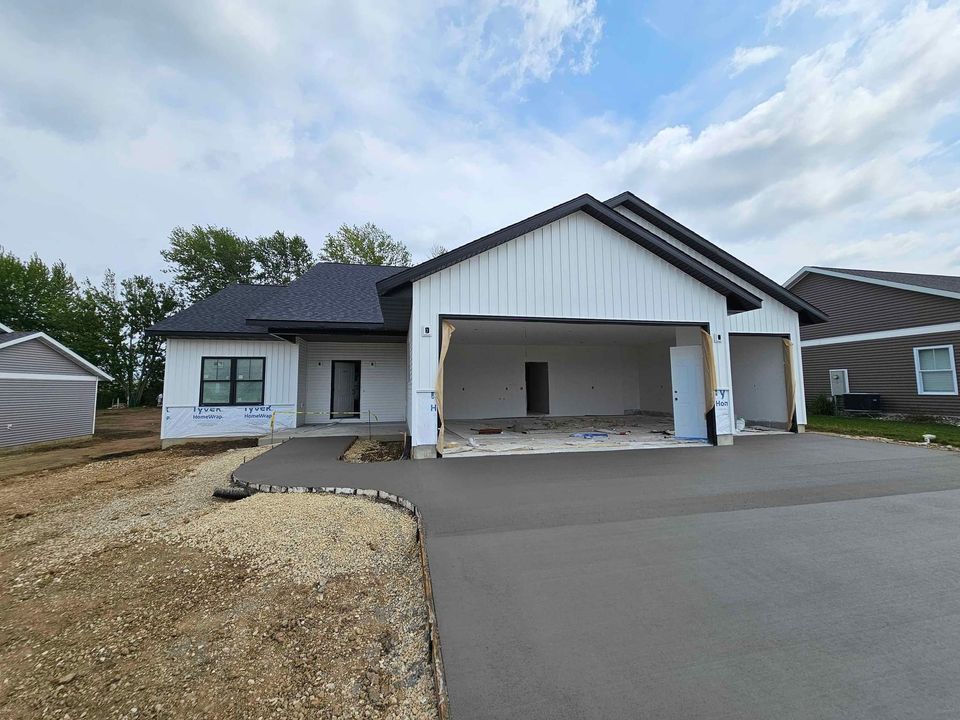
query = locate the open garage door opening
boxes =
[438,318,715,457]
[729,333,795,435]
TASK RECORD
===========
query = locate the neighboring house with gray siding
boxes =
[785,267,960,417]
[0,322,113,448]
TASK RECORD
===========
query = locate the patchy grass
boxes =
[0,408,256,481]
[342,438,405,463]
[807,414,960,448]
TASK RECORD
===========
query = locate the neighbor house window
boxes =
[200,357,265,405]
[913,345,958,395]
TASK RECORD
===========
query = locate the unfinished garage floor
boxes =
[441,414,709,457]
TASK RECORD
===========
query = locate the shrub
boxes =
[807,393,835,416]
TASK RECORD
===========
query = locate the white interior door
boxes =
[670,345,708,440]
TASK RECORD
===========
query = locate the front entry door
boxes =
[670,346,708,440]
[330,360,361,419]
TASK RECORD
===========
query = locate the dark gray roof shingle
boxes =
[819,267,960,295]
[146,284,282,336]
[0,331,39,343]
[246,263,406,326]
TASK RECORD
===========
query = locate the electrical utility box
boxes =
[829,369,849,396]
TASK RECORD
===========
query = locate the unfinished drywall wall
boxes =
[526,346,630,417]
[620,346,641,412]
[443,345,525,418]
[635,340,673,414]
[443,344,655,419]
[730,335,788,426]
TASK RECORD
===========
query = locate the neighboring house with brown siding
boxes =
[0,322,113,448]
[785,267,960,417]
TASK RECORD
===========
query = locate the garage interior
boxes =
[728,333,794,433]
[437,318,714,457]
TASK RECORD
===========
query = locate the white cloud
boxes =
[507,0,603,82]
[610,0,960,278]
[767,0,810,27]
[884,188,960,220]
[729,45,783,76]
[452,0,603,94]
[766,0,899,28]
[0,1,606,276]
[0,0,958,288]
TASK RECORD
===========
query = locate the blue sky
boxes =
[0,0,958,284]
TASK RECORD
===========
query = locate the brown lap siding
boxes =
[801,331,960,416]
[792,273,960,341]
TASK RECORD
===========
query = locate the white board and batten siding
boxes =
[304,343,407,423]
[409,210,733,448]
[615,206,808,426]
[161,338,299,440]
[0,337,98,448]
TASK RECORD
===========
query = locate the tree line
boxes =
[0,222,429,407]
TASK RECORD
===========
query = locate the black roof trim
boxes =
[252,320,395,331]
[144,330,278,339]
[377,194,763,314]
[605,192,827,325]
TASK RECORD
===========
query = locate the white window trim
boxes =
[913,345,958,396]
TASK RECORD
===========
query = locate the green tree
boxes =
[0,250,87,348]
[120,276,179,406]
[0,250,57,332]
[161,225,257,302]
[253,231,315,284]
[319,223,412,266]
[0,249,127,405]
[44,261,81,343]
[79,272,127,403]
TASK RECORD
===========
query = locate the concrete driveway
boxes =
[235,434,960,719]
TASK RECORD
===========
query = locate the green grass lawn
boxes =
[806,414,960,448]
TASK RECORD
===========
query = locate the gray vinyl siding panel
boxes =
[0,338,91,375]
[0,378,97,447]
[792,274,960,341]
[802,330,960,416]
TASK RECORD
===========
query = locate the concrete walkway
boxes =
[257,421,407,446]
[234,434,960,719]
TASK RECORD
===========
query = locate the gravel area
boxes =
[3,447,266,573]
[0,445,438,720]
[181,493,419,582]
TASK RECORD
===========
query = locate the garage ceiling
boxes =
[448,319,683,346]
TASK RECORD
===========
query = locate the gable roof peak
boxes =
[0,330,113,380]
[376,192,763,315]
